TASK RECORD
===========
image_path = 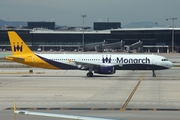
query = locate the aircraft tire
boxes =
[87,72,93,77]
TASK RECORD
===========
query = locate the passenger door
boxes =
[151,55,157,65]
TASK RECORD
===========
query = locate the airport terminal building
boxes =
[111,28,180,53]
[0,22,180,53]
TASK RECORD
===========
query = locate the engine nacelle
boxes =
[94,67,115,74]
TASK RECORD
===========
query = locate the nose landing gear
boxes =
[152,70,156,77]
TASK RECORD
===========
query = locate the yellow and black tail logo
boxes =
[8,31,33,55]
[13,42,23,52]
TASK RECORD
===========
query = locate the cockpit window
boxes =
[161,59,168,61]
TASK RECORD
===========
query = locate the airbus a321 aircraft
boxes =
[6,31,173,77]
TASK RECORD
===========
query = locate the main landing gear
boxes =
[152,70,156,77]
[87,72,93,77]
[86,67,93,77]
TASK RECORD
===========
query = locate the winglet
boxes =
[8,31,33,55]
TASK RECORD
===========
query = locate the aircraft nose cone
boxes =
[169,62,174,68]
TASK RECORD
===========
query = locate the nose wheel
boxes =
[152,70,156,77]
[87,72,93,77]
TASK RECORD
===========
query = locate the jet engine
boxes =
[94,67,115,74]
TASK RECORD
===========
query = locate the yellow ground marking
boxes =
[120,71,146,111]
[4,107,180,111]
[14,101,16,112]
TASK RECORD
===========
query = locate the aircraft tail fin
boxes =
[8,31,33,55]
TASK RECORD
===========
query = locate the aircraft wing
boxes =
[71,60,122,70]
[14,110,117,120]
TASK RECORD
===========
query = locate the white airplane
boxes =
[14,110,116,120]
[6,31,173,77]
[13,102,116,120]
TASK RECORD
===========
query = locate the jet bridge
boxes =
[126,40,143,53]
[83,40,125,52]
[84,41,105,51]
[102,40,125,52]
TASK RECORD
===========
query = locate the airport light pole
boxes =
[81,15,87,52]
[155,22,158,27]
[165,18,169,27]
[169,18,177,53]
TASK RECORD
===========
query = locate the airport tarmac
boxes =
[0,66,180,120]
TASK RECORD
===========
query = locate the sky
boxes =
[0,0,180,27]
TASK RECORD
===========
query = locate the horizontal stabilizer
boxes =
[6,55,24,61]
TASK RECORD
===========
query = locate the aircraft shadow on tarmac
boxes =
[19,74,171,79]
